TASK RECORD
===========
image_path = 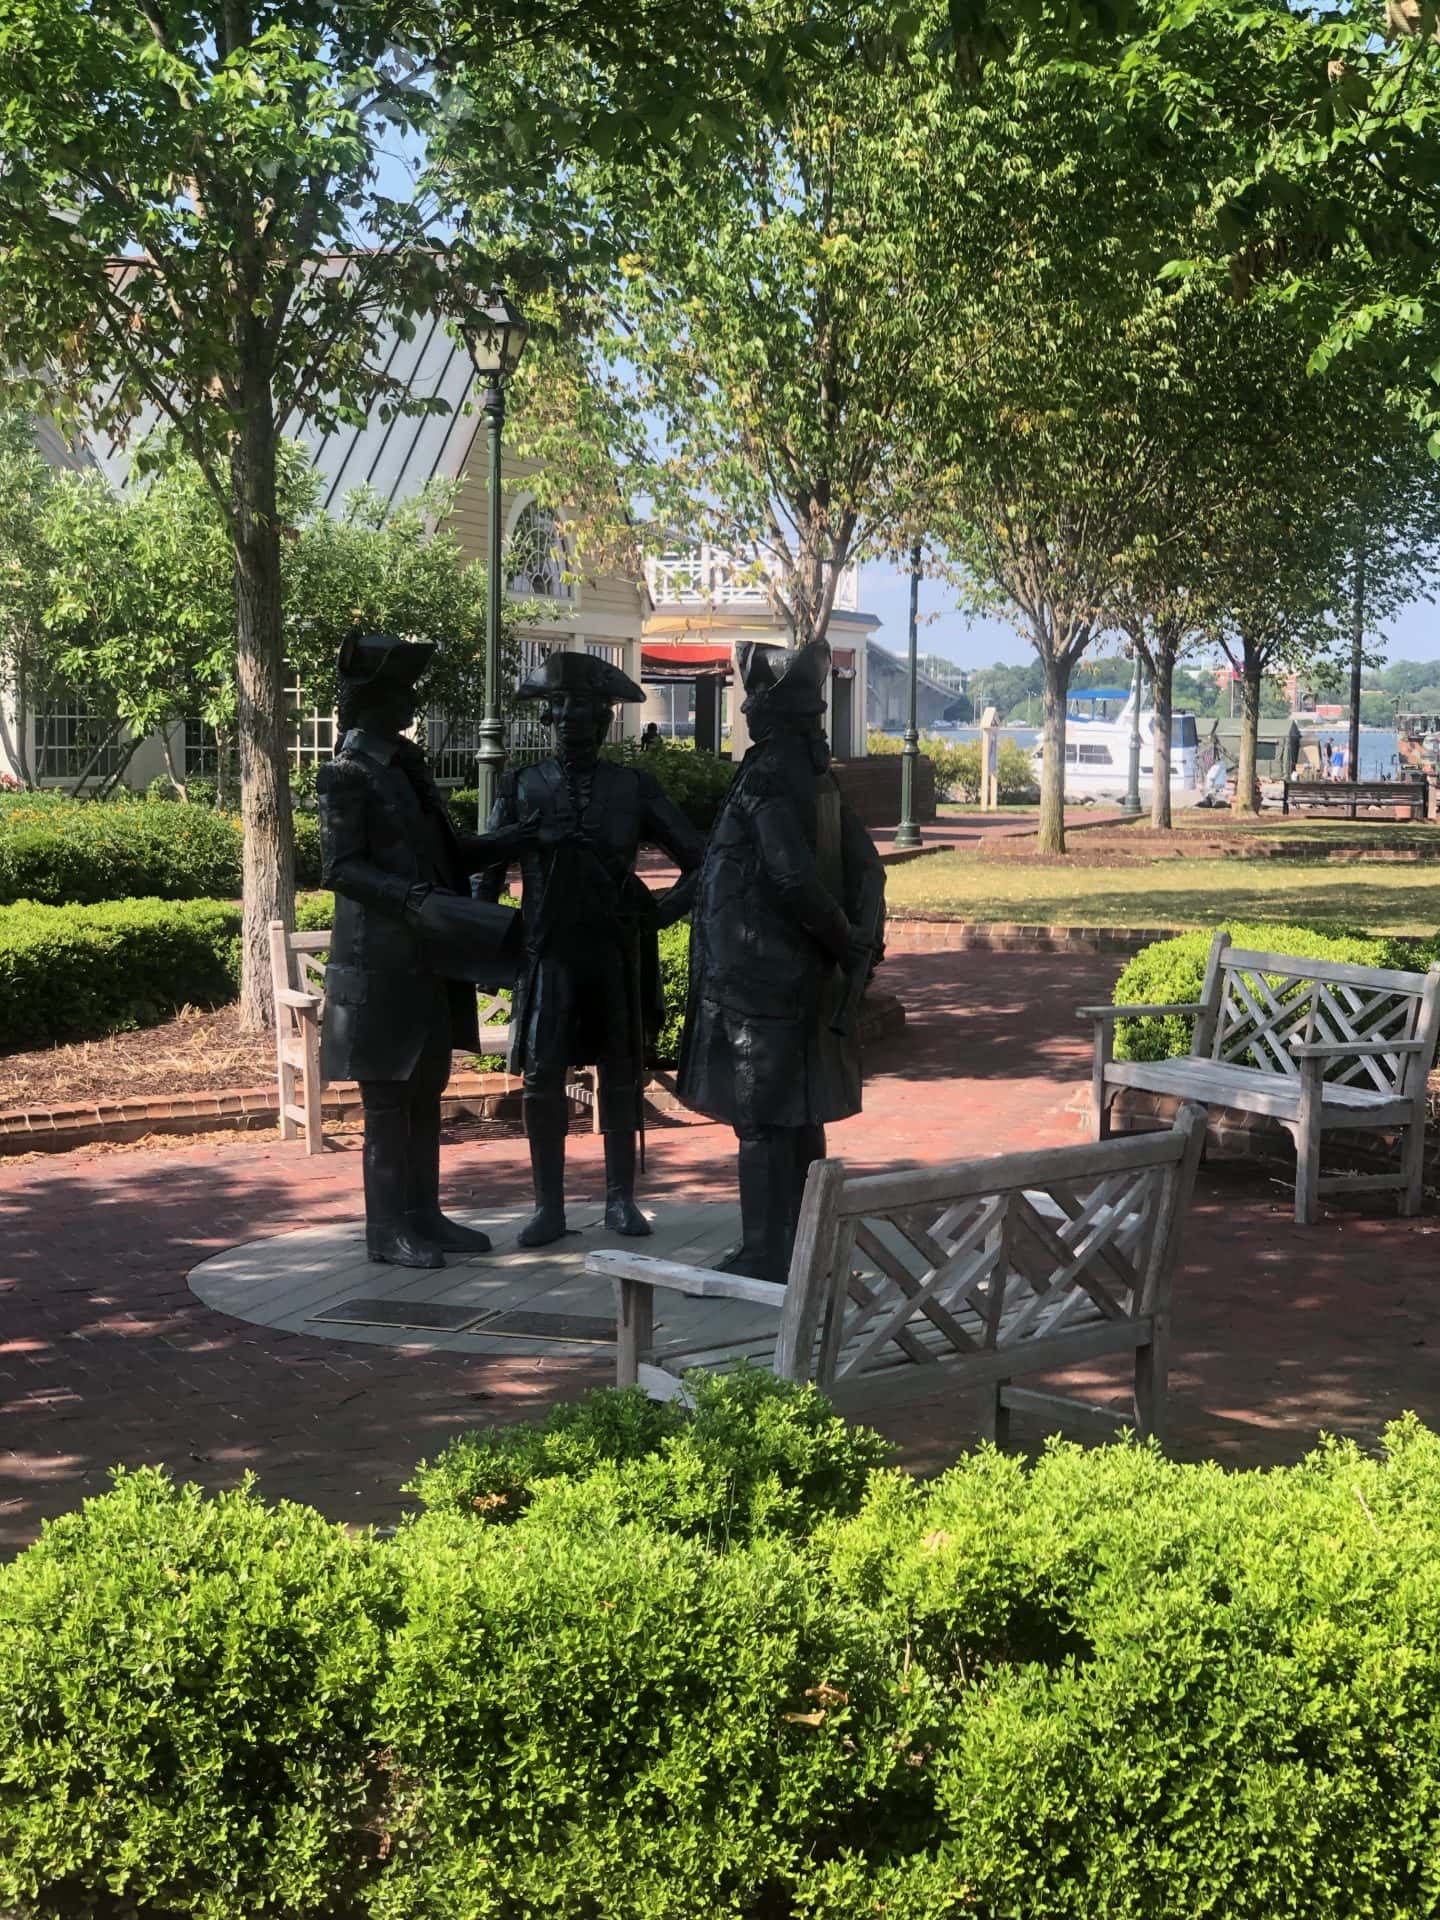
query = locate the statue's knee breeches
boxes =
[522,1061,569,1103]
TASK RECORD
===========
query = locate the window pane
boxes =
[34,695,123,780]
[507,504,571,600]
[284,669,336,767]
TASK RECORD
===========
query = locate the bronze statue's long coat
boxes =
[678,735,885,1131]
[474,757,705,1075]
[317,730,489,1082]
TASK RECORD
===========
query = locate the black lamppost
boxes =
[894,539,923,850]
[1122,647,1144,817]
[461,290,530,826]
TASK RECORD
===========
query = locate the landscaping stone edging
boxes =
[0,992,907,1155]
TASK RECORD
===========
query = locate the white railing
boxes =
[646,545,859,614]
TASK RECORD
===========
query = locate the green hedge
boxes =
[0,898,243,1050]
[0,892,335,1052]
[0,891,681,1060]
[867,731,1039,804]
[5,1381,1440,1918]
[0,796,324,906]
[452,743,737,835]
[1113,920,1440,1063]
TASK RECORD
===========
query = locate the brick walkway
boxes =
[4,947,1440,1552]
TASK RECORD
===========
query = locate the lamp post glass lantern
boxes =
[894,539,923,851]
[462,291,530,826]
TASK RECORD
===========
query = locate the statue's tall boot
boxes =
[406,1098,493,1255]
[603,1131,652,1237]
[791,1124,827,1229]
[363,1104,445,1269]
[518,1094,570,1248]
[718,1131,793,1284]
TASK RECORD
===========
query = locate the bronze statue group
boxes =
[317,630,885,1287]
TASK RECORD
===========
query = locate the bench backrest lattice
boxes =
[593,1111,1205,1437]
[764,1117,1204,1416]
[1199,937,1436,1097]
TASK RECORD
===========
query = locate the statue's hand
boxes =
[845,922,878,969]
[536,816,589,852]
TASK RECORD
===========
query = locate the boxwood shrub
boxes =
[5,1396,1440,1918]
[867,731,1039,804]
[1113,919,1440,1063]
[0,797,324,907]
[451,740,738,835]
[405,1366,891,1543]
[0,892,336,1053]
[0,897,244,1050]
[0,1469,398,1920]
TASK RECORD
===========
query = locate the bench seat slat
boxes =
[1105,1059,1413,1126]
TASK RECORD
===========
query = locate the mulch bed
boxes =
[0,1004,277,1110]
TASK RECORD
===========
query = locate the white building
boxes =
[639,545,876,760]
[2,319,650,790]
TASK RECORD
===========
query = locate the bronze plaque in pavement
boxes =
[309,1297,486,1332]
[482,1310,616,1344]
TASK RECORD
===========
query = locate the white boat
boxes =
[1031,688,1206,805]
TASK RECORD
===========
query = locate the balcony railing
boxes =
[646,545,860,614]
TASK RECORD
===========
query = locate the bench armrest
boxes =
[275,987,321,1013]
[585,1248,787,1309]
[1290,1038,1428,1060]
[1079,1002,1207,1022]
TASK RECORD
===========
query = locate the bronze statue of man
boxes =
[677,638,885,1283]
[317,632,519,1270]
[473,651,705,1247]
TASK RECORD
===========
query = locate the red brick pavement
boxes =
[3,947,1440,1553]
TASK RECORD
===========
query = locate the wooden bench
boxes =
[266,918,519,1154]
[1282,778,1426,820]
[1085,931,1440,1225]
[586,1108,1206,1445]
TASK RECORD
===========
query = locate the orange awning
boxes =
[641,644,734,678]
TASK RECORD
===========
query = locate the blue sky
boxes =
[859,554,1440,671]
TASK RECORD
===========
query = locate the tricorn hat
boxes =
[738,638,830,715]
[336,631,435,689]
[516,649,645,703]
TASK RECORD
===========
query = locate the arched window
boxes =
[506,502,571,600]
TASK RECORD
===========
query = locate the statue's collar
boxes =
[341,728,400,766]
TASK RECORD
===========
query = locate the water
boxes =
[927,726,1405,781]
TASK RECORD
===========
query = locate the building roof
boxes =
[79,315,481,510]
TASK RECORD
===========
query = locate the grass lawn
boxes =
[885,853,1440,935]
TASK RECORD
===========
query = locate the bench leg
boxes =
[615,1277,654,1389]
[977,1381,1011,1450]
[1133,1320,1168,1446]
[1401,1119,1427,1218]
[1092,1024,1115,1142]
[276,1050,298,1143]
[300,1026,324,1156]
[1294,1071,1322,1226]
[1293,1123,1321,1225]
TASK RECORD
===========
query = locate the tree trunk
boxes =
[1037,654,1071,855]
[1149,624,1178,832]
[232,376,295,1030]
[163,725,190,802]
[1233,644,1263,815]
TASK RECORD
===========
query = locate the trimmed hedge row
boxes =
[0,890,689,1060]
[4,1375,1440,1918]
[0,797,323,907]
[867,731,1040,804]
[452,741,738,834]
[1114,920,1440,1063]
[0,891,334,1052]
